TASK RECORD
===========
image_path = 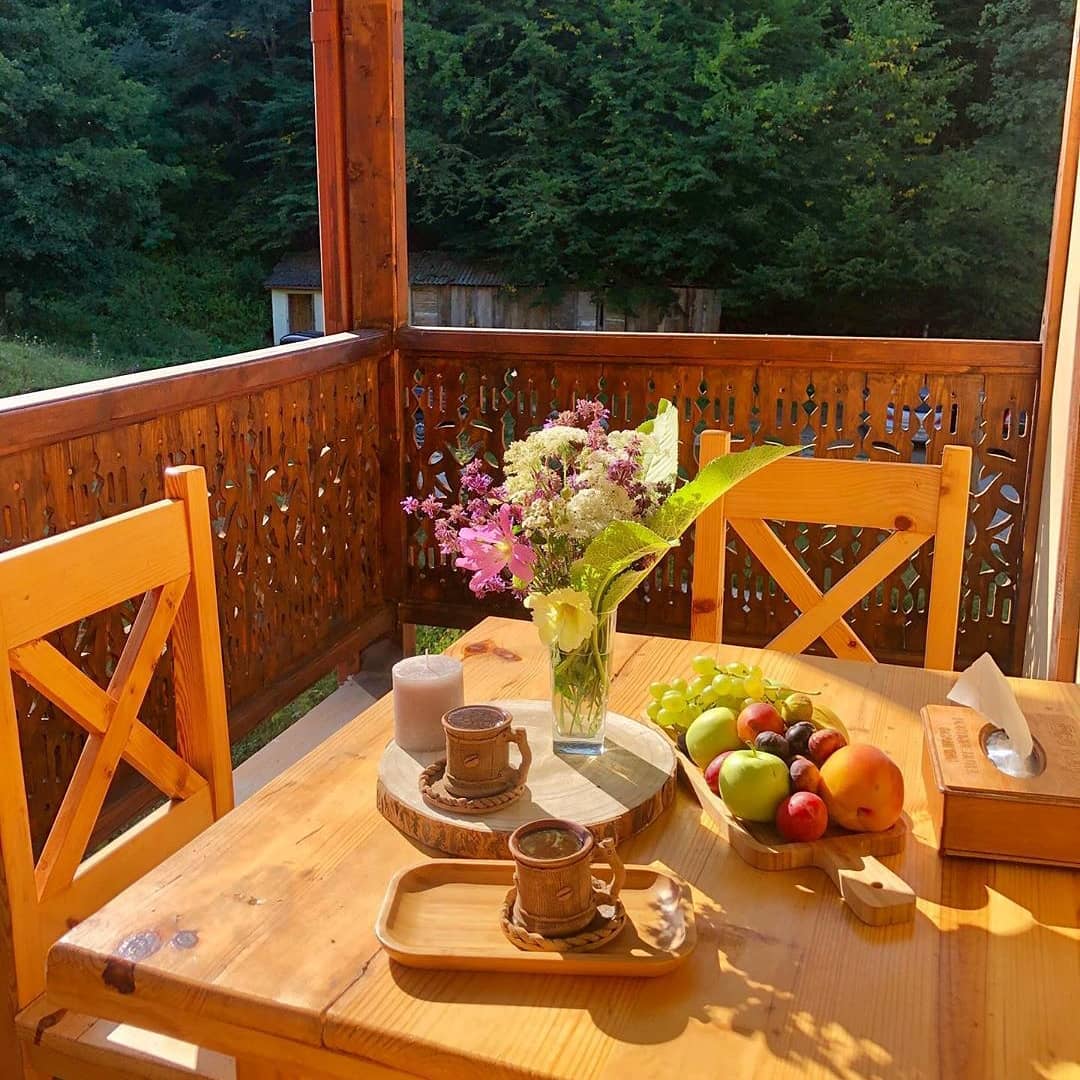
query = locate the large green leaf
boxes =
[646,442,800,541]
[636,398,679,488]
[571,520,674,612]
[594,562,663,615]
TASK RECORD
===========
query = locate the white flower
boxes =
[564,486,634,540]
[525,588,597,652]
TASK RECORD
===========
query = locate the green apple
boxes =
[685,707,740,767]
[719,749,792,822]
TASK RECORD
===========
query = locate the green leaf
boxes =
[636,398,679,488]
[594,564,661,615]
[571,520,674,612]
[646,442,801,541]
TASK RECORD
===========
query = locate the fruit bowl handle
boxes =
[507,727,532,787]
[592,838,625,904]
[815,843,915,926]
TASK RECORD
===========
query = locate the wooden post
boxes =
[1021,7,1080,671]
[353,0,408,331]
[311,0,352,334]
[312,0,409,642]
[1051,352,1080,679]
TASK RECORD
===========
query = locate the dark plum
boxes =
[754,730,792,762]
[785,721,815,757]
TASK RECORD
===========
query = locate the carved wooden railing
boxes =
[0,323,1046,851]
[0,331,394,853]
[397,328,1042,676]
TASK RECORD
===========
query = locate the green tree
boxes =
[920,0,1075,337]
[0,0,176,301]
[87,0,317,257]
[405,0,972,333]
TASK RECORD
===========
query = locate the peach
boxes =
[818,744,904,832]
[736,702,784,744]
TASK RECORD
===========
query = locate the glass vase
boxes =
[549,611,615,756]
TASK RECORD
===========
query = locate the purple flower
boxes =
[401,496,421,514]
[434,518,462,556]
[460,460,493,495]
[419,494,444,518]
[607,457,637,486]
[545,397,610,430]
[575,399,609,426]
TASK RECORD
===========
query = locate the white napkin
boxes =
[947,652,1034,760]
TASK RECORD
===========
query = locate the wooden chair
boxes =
[0,467,236,1080]
[690,431,972,670]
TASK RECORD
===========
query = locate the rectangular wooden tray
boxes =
[375,860,695,977]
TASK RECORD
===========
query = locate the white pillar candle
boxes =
[391,654,465,752]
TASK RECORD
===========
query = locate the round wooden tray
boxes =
[376,699,677,858]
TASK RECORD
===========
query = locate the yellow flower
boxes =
[524,588,597,653]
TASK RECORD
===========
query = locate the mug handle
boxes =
[591,838,625,904]
[506,727,532,787]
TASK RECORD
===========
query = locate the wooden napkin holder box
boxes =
[921,705,1080,868]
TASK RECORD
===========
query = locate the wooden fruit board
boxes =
[664,731,915,926]
[375,859,696,976]
[377,699,677,858]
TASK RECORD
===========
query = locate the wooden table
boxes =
[46,618,1080,1079]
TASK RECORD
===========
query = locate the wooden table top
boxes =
[47,619,1080,1080]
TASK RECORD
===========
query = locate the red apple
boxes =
[704,751,736,794]
[736,702,784,744]
[775,791,829,842]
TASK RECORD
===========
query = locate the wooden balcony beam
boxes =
[397,326,1041,374]
[0,331,390,457]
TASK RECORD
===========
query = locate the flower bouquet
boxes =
[403,399,796,755]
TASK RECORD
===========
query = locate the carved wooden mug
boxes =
[441,704,532,799]
[508,818,625,937]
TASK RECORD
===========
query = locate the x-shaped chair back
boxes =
[691,430,971,670]
[0,466,233,1019]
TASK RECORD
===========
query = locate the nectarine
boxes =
[818,744,904,832]
[736,702,784,744]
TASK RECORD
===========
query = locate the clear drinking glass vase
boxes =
[549,611,615,755]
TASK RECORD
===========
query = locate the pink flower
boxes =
[455,505,536,594]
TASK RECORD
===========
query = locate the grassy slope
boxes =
[0,336,128,397]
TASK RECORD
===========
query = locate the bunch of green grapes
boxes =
[645,655,768,730]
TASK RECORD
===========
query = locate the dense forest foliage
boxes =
[0,0,1074,373]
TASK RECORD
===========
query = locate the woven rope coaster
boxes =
[499,885,627,953]
[418,759,526,816]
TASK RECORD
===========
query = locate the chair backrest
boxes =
[690,431,971,670]
[0,466,233,1029]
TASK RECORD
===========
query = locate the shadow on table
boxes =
[387,886,1077,1079]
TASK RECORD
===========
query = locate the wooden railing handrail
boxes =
[397,326,1041,372]
[0,330,390,456]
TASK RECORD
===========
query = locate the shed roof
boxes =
[265,251,322,290]
[407,252,508,286]
[265,251,509,290]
